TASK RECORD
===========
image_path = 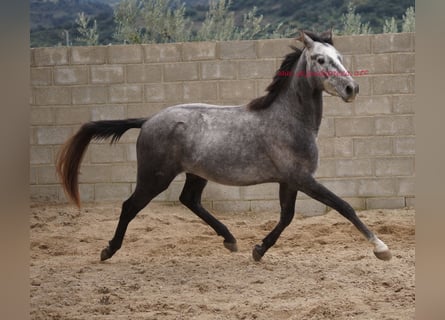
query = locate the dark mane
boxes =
[247,31,333,111]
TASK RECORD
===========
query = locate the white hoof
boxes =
[371,236,392,261]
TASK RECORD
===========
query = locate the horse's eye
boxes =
[317,57,325,65]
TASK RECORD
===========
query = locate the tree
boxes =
[113,0,191,44]
[402,6,415,33]
[196,0,236,41]
[75,12,99,46]
[383,17,398,33]
[340,1,371,35]
[113,0,144,44]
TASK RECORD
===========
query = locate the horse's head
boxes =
[298,30,359,102]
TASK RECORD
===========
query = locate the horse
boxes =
[56,30,392,262]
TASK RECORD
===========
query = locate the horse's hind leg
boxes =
[252,183,297,261]
[298,175,391,261]
[179,173,238,252]
[100,173,175,261]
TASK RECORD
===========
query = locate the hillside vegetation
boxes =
[30,0,414,47]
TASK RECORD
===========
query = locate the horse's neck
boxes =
[280,65,323,134]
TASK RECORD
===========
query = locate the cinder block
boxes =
[250,200,280,212]
[77,184,95,202]
[341,197,366,210]
[30,185,59,202]
[366,197,406,209]
[354,75,372,96]
[317,137,353,158]
[143,43,182,62]
[354,96,392,115]
[257,79,272,96]
[95,183,131,201]
[375,115,414,135]
[241,183,278,200]
[36,166,58,184]
[335,117,375,136]
[357,178,395,197]
[33,47,69,66]
[238,59,276,79]
[126,65,162,83]
[393,94,414,114]
[36,127,73,145]
[33,87,71,106]
[323,96,354,116]
[319,179,358,197]
[125,144,137,162]
[90,65,124,84]
[318,117,335,138]
[30,167,37,185]
[183,82,217,101]
[336,159,372,177]
[31,68,52,86]
[354,137,393,156]
[392,53,415,73]
[405,197,415,207]
[90,144,126,163]
[219,80,256,100]
[375,157,414,176]
[72,86,107,105]
[30,146,53,164]
[182,41,216,61]
[218,40,256,60]
[78,165,112,183]
[127,103,164,118]
[109,85,143,103]
[108,45,143,64]
[55,107,90,125]
[256,38,296,58]
[212,200,251,213]
[31,107,54,125]
[396,177,415,197]
[201,61,237,80]
[110,164,137,182]
[144,83,184,102]
[71,46,107,64]
[164,62,199,82]
[353,54,391,75]
[91,105,126,121]
[334,35,372,54]
[54,66,88,85]
[373,33,413,53]
[373,75,414,95]
[202,182,241,201]
[315,159,336,178]
[394,137,415,155]
[296,199,327,217]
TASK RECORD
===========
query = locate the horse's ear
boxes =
[321,28,333,44]
[297,30,314,49]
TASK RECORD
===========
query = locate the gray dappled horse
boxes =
[57,30,391,262]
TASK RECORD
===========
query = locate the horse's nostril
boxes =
[345,85,353,96]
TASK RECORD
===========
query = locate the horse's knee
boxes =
[179,192,194,208]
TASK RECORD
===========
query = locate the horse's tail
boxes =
[56,118,147,207]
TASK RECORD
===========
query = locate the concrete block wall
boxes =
[30,33,415,215]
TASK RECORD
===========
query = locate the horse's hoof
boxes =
[223,240,238,252]
[252,244,264,262]
[100,247,113,261]
[374,249,392,261]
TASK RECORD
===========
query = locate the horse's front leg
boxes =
[298,175,392,260]
[252,183,298,261]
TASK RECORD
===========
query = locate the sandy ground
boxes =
[30,202,414,320]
